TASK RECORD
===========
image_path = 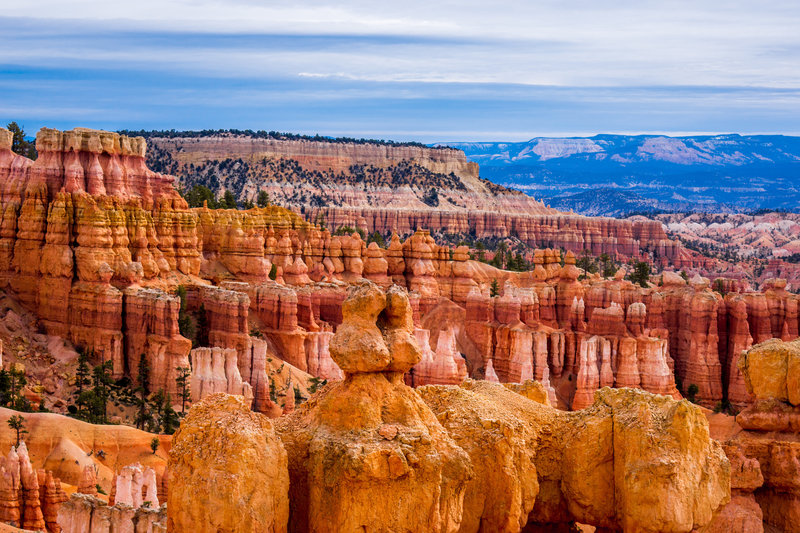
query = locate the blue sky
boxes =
[2,1,800,142]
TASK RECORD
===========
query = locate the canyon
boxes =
[0,126,798,532]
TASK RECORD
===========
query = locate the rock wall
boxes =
[305,205,681,261]
[703,338,800,532]
[1,127,798,415]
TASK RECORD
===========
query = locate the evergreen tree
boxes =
[367,231,385,248]
[7,414,27,446]
[195,305,209,347]
[175,366,191,415]
[89,361,114,424]
[150,389,179,433]
[475,242,486,262]
[220,190,237,209]
[628,261,651,288]
[0,369,10,406]
[6,122,36,159]
[490,279,500,297]
[134,356,152,430]
[183,184,217,208]
[159,394,180,434]
[256,190,270,208]
[6,367,29,411]
[176,285,196,344]
[74,350,92,417]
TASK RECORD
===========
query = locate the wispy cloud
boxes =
[2,1,800,139]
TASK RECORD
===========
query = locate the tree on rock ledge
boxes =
[6,122,37,159]
[7,414,27,446]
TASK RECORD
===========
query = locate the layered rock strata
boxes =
[1,127,799,415]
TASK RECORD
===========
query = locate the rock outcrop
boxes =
[276,281,472,533]
[706,338,800,532]
[420,382,730,533]
[57,492,166,533]
[167,393,289,533]
[0,443,69,533]
[0,408,169,494]
[270,282,729,533]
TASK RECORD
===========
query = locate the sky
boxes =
[2,0,800,142]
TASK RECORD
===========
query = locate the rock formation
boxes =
[421,382,730,533]
[0,407,169,495]
[1,125,799,421]
[189,346,254,402]
[704,338,800,532]
[276,281,472,533]
[167,394,289,533]
[271,283,730,532]
[57,492,166,533]
[0,443,69,533]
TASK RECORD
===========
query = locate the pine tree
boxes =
[628,261,651,288]
[134,356,152,430]
[175,366,191,415]
[6,122,36,159]
[89,361,114,423]
[74,350,92,417]
[257,190,270,208]
[195,305,209,347]
[220,190,237,209]
[7,367,29,411]
[490,279,500,297]
[157,392,180,434]
[7,414,27,446]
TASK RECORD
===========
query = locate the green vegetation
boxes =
[150,437,160,454]
[175,366,191,416]
[181,184,242,209]
[176,285,196,344]
[366,231,386,248]
[7,414,27,446]
[0,366,31,411]
[575,251,620,279]
[333,225,366,240]
[490,279,500,297]
[422,188,439,207]
[686,383,700,403]
[134,356,152,431]
[308,377,327,395]
[6,122,37,159]
[627,261,651,288]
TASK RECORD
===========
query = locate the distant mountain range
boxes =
[440,134,800,216]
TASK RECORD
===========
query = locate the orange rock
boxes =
[420,382,730,533]
[276,281,471,533]
[167,394,289,533]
